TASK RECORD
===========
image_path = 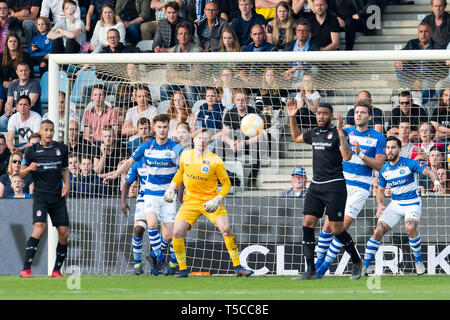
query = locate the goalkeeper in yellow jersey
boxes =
[164,128,254,278]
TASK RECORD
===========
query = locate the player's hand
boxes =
[164,188,175,203]
[336,112,344,132]
[286,98,299,117]
[353,140,361,156]
[103,173,118,185]
[28,162,39,171]
[203,195,223,213]
[61,184,70,198]
[121,201,130,217]
[376,205,385,218]
[433,182,443,194]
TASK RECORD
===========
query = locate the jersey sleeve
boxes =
[303,129,312,145]
[131,142,147,161]
[216,159,231,198]
[376,134,387,155]
[124,163,138,184]
[409,158,427,175]
[378,170,387,188]
[22,145,34,166]
[61,144,69,169]
[171,152,185,186]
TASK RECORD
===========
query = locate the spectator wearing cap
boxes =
[278,167,308,197]
[43,91,78,142]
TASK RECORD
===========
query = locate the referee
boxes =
[287,100,362,280]
[19,119,70,278]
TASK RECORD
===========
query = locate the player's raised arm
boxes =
[287,98,304,143]
[336,113,353,161]
[422,167,443,194]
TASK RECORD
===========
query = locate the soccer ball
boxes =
[240,113,265,137]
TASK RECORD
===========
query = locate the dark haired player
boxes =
[287,99,362,280]
[19,120,70,278]
[361,136,441,276]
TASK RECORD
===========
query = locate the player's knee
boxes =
[134,225,145,238]
[32,223,47,239]
[404,219,418,236]
[220,226,233,237]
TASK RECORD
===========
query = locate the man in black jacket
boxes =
[328,0,379,50]
[395,22,447,104]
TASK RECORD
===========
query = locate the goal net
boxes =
[47,50,450,276]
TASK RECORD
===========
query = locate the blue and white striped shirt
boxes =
[125,157,148,202]
[378,157,426,206]
[343,126,386,191]
[131,139,183,196]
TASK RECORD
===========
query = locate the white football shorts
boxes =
[344,184,370,220]
[378,200,422,228]
[143,194,177,224]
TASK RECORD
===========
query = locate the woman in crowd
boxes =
[411,122,444,163]
[0,151,33,197]
[29,17,52,76]
[219,27,241,52]
[89,3,126,53]
[266,1,296,50]
[0,33,32,101]
[48,0,86,54]
[167,91,195,140]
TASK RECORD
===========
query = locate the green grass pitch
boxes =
[0,275,449,300]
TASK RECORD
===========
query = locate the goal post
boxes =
[47,50,450,276]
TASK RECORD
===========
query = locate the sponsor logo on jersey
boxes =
[327,133,333,140]
[56,149,61,156]
[201,165,210,174]
[36,210,42,217]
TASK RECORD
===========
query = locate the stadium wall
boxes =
[1,197,449,275]
[0,199,48,275]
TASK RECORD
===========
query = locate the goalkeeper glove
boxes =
[164,183,177,203]
[203,195,223,213]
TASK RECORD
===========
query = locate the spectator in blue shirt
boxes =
[8,173,31,198]
[71,155,103,197]
[231,0,267,47]
[29,17,52,76]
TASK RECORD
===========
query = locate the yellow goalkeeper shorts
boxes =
[175,199,228,229]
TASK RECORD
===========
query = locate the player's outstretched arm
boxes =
[286,98,304,143]
[121,181,132,217]
[61,168,70,198]
[19,162,38,180]
[103,157,135,184]
[422,168,443,193]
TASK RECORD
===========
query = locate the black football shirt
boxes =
[23,141,69,195]
[303,125,348,183]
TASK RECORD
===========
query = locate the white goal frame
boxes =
[46,50,450,276]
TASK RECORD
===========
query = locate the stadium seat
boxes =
[40,71,68,104]
[158,100,170,113]
[136,40,153,52]
[70,70,103,104]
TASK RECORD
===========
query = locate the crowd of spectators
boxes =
[0,0,449,199]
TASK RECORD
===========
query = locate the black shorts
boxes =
[303,179,347,222]
[32,193,69,227]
